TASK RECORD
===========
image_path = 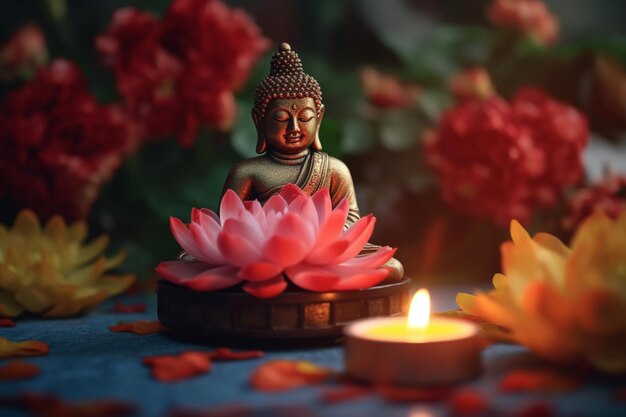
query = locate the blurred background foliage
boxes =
[2,0,626,286]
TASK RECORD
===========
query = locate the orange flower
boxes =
[487,0,559,45]
[448,68,495,101]
[0,210,133,317]
[458,210,626,373]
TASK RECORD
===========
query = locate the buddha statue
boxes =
[222,43,404,282]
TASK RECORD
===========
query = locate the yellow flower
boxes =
[457,210,626,373]
[0,210,134,317]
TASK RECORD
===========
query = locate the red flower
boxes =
[0,59,133,221]
[425,88,587,226]
[513,88,588,207]
[0,24,47,81]
[487,0,559,45]
[563,175,626,231]
[425,96,542,226]
[97,0,269,146]
[360,67,421,109]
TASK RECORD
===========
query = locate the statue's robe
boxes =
[255,151,360,225]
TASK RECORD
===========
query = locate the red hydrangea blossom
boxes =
[425,88,588,226]
[96,0,269,146]
[563,175,626,231]
[513,88,589,207]
[360,67,421,109]
[487,0,559,45]
[0,59,133,221]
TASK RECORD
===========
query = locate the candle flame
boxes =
[408,288,430,330]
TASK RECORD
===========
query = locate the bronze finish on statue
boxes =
[222,43,404,281]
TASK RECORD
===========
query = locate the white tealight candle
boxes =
[344,289,481,386]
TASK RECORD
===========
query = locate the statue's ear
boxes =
[252,108,266,154]
[312,105,325,151]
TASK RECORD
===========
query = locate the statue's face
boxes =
[258,97,320,154]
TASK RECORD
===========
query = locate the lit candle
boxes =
[344,289,481,386]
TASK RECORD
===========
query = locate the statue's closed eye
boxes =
[298,109,315,122]
[272,110,290,122]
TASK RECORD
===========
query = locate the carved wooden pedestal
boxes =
[157,278,411,340]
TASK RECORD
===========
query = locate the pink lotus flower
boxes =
[156,184,396,298]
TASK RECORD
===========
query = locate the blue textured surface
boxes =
[1,287,626,417]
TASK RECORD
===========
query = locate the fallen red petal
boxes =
[250,360,334,392]
[167,405,253,417]
[450,389,489,415]
[114,301,146,314]
[209,348,264,361]
[515,401,556,417]
[0,337,49,359]
[376,385,452,402]
[0,361,40,381]
[14,392,136,417]
[0,318,16,327]
[144,351,212,382]
[320,385,373,403]
[499,370,581,393]
[109,320,165,335]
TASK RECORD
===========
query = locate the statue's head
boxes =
[253,43,324,154]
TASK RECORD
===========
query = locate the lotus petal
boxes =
[314,199,349,246]
[287,194,319,229]
[263,194,288,216]
[190,223,222,264]
[285,266,339,292]
[341,246,397,269]
[243,275,287,298]
[274,212,315,246]
[238,262,283,281]
[279,183,306,204]
[217,230,261,267]
[155,262,240,291]
[169,217,205,261]
[220,189,247,223]
[305,240,350,265]
[311,187,332,225]
[263,235,308,268]
[333,215,376,263]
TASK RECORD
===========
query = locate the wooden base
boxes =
[157,278,411,340]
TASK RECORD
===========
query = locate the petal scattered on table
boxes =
[114,301,147,313]
[0,337,49,358]
[143,351,212,382]
[0,318,16,327]
[209,347,264,361]
[499,370,581,393]
[109,320,165,335]
[0,361,40,381]
[250,360,334,392]
[376,385,452,403]
[166,404,253,417]
[3,392,137,417]
[450,389,489,415]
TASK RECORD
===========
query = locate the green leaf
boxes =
[340,119,375,154]
[231,99,258,159]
